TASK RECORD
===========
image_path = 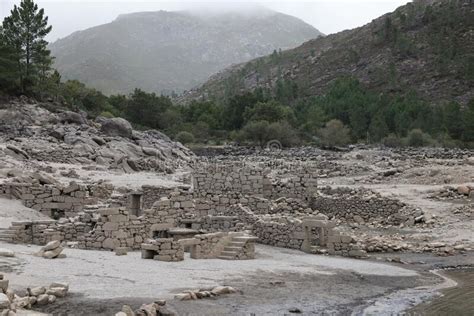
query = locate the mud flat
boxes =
[408,268,474,315]
[1,242,428,315]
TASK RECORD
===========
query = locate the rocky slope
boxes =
[49,8,322,95]
[0,97,194,175]
[183,0,473,105]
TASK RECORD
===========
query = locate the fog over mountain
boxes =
[0,1,410,41]
[49,6,322,95]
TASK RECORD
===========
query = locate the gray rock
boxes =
[100,118,133,138]
[59,111,87,125]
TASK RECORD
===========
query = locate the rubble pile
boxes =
[0,273,69,315]
[115,301,176,316]
[174,286,238,301]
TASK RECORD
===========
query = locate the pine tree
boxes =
[2,0,52,93]
[0,27,19,92]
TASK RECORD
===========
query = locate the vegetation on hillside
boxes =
[1,0,473,149]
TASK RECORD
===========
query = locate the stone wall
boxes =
[193,164,268,197]
[310,187,410,225]
[141,185,192,210]
[141,238,184,262]
[0,181,109,217]
[8,212,95,245]
[192,163,317,201]
[189,232,232,259]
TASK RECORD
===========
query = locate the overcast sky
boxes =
[0,0,410,42]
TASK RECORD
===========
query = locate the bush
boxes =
[405,129,434,147]
[317,119,351,148]
[100,111,115,118]
[267,120,300,147]
[175,131,195,144]
[382,133,403,147]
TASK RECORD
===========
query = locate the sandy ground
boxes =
[0,242,432,315]
[0,198,49,228]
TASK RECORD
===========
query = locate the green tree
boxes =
[124,89,172,129]
[461,100,474,143]
[243,100,294,124]
[2,0,52,93]
[318,119,351,148]
[0,27,19,93]
[175,131,195,144]
[236,120,271,147]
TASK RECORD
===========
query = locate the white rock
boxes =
[0,293,10,309]
[0,248,14,257]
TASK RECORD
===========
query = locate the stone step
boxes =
[217,255,235,260]
[224,246,243,252]
[232,236,258,242]
[220,250,238,257]
[228,241,246,247]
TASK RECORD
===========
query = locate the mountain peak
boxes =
[50,9,322,95]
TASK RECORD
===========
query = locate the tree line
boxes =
[1,0,473,149]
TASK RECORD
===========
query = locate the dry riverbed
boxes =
[3,242,470,315]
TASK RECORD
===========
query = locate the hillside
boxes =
[183,0,473,105]
[49,8,322,95]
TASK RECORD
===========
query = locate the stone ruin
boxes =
[0,160,424,259]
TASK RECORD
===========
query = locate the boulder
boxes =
[28,286,46,296]
[211,286,237,295]
[0,249,14,258]
[457,185,470,195]
[121,305,135,316]
[59,111,87,125]
[32,172,57,185]
[0,293,10,309]
[100,118,133,138]
[43,246,64,259]
[42,240,61,251]
[36,294,49,305]
[46,287,67,298]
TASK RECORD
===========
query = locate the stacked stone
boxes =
[141,238,184,261]
[190,232,230,259]
[5,181,94,217]
[193,164,265,197]
[141,185,191,209]
[311,187,409,225]
[267,172,318,200]
[79,207,146,250]
[197,216,243,232]
[0,274,69,314]
[253,220,305,249]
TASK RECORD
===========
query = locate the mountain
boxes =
[49,8,322,95]
[183,0,473,105]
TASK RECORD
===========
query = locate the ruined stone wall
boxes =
[141,185,192,209]
[310,187,408,225]
[0,181,109,217]
[193,164,268,197]
[8,213,95,245]
[190,232,232,259]
[267,173,318,200]
[141,238,184,262]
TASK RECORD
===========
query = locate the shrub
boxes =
[175,131,195,144]
[382,133,403,147]
[317,119,351,148]
[99,111,115,118]
[405,129,434,147]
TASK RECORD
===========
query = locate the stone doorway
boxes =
[129,192,142,216]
